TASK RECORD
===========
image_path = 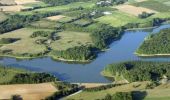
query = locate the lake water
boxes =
[1,24,170,83]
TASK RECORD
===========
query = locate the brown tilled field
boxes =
[114,4,158,16]
[0,83,57,100]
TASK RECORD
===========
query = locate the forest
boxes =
[136,28,170,55]
[103,61,170,82]
[51,45,96,61]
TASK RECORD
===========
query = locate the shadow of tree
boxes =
[132,91,147,100]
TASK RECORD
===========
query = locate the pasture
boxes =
[30,20,61,29]
[0,28,52,55]
[95,11,145,27]
[50,31,93,50]
[0,12,8,22]
[67,82,170,100]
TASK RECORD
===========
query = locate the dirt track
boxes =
[0,83,57,100]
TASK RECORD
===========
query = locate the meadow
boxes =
[67,82,170,100]
[50,31,93,51]
[0,28,50,55]
[0,13,8,23]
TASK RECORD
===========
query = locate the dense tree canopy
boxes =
[51,45,96,61]
[136,28,170,54]
[103,61,170,82]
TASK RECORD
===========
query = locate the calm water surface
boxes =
[1,24,170,83]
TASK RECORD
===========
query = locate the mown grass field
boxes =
[50,31,93,50]
[67,82,170,100]
[95,10,145,27]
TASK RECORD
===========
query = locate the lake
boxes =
[1,24,170,83]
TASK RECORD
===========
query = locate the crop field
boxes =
[132,0,170,12]
[114,4,158,16]
[15,0,40,5]
[30,20,61,29]
[50,31,93,50]
[0,5,32,12]
[67,82,170,100]
[0,83,57,100]
[46,15,66,21]
[0,28,52,55]
[95,11,145,27]
[0,0,16,5]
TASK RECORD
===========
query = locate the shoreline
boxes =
[0,54,92,63]
[135,52,170,57]
[1,23,170,62]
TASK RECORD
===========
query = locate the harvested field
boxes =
[136,0,148,2]
[79,83,109,88]
[15,0,40,5]
[0,5,32,12]
[114,4,158,16]
[0,0,16,5]
[46,15,66,21]
[0,83,57,100]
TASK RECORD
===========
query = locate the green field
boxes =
[50,31,93,51]
[95,10,145,27]
[132,0,170,12]
[0,28,50,55]
[30,19,61,29]
[18,2,95,15]
[0,65,28,84]
[66,82,170,100]
[0,13,8,23]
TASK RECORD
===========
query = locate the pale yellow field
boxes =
[114,4,158,16]
[0,28,50,55]
[47,15,66,21]
[0,83,57,100]
[0,5,32,12]
[0,0,16,5]
[51,31,93,50]
[15,0,40,5]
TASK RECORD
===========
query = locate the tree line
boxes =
[40,0,91,6]
[136,28,170,54]
[0,11,60,34]
[103,61,170,82]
